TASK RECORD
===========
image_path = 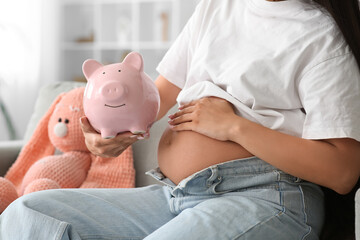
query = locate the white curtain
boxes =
[0,0,44,140]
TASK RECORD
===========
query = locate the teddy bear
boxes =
[0,87,135,213]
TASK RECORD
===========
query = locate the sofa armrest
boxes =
[0,140,23,177]
[356,188,360,240]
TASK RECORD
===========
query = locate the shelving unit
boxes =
[59,0,199,82]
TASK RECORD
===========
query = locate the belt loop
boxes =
[207,166,218,187]
[277,170,302,183]
[294,177,302,183]
[275,170,281,181]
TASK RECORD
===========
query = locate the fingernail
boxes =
[130,135,138,138]
[168,114,173,119]
[137,136,145,140]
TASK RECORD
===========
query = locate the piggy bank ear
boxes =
[123,52,144,72]
[82,59,103,80]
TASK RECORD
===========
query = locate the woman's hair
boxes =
[313,0,360,68]
[311,2,360,239]
[320,180,359,240]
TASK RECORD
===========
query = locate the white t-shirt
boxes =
[156,0,360,141]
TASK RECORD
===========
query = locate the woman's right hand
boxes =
[79,116,142,158]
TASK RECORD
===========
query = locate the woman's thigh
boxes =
[146,187,322,240]
[0,185,175,240]
[144,158,324,240]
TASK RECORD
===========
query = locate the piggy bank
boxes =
[82,52,160,139]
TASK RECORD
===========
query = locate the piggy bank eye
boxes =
[103,72,105,74]
[118,70,121,72]
[58,118,62,122]
[65,119,70,124]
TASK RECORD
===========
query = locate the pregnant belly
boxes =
[157,127,254,184]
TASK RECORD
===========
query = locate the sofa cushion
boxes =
[24,81,86,142]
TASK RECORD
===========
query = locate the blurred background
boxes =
[0,0,199,141]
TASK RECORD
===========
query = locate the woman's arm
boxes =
[168,97,360,194]
[232,118,360,195]
[155,75,181,120]
[80,75,181,158]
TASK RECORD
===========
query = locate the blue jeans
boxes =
[0,157,324,239]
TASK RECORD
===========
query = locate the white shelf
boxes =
[58,0,199,82]
[62,41,172,50]
[63,0,176,4]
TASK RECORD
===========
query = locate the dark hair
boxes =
[311,1,360,239]
[320,179,359,240]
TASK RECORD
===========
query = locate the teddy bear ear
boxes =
[82,59,103,80]
[122,52,144,72]
[4,92,67,192]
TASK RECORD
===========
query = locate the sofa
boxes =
[0,81,359,239]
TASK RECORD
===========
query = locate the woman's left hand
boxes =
[168,97,238,141]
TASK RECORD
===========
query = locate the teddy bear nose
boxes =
[54,122,68,138]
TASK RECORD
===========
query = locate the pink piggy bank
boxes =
[82,52,160,139]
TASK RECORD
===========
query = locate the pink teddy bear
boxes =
[0,87,135,213]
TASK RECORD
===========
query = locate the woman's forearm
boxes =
[155,75,181,121]
[229,116,360,194]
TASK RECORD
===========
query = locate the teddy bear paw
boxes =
[0,177,18,213]
[24,178,61,195]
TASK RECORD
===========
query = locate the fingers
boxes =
[79,116,148,158]
[169,121,193,132]
[178,97,217,110]
[168,106,195,120]
[168,113,193,126]
[80,116,146,140]
[178,100,197,110]
[85,132,137,158]
[134,131,150,140]
[79,116,98,134]
[168,101,197,129]
[168,104,195,131]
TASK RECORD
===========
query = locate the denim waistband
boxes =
[146,156,302,193]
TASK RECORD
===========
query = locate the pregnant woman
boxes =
[1,0,360,239]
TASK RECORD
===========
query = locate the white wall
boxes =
[0,0,199,141]
[0,0,44,140]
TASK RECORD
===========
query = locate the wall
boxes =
[0,0,43,140]
[0,0,199,141]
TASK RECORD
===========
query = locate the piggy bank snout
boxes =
[100,82,127,102]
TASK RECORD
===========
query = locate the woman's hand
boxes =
[79,116,146,158]
[168,97,238,141]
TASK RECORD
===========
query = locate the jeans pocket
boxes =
[213,170,280,194]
